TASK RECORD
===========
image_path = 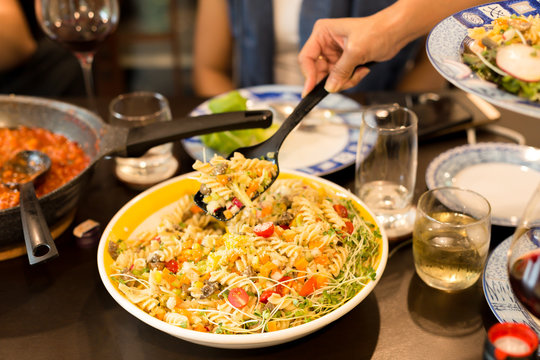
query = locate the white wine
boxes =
[413,211,490,291]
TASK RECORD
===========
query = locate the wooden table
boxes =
[0,92,538,359]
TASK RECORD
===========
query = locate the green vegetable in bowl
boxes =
[200,90,278,156]
[208,90,248,113]
[200,128,277,156]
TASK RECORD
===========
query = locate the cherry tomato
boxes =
[165,259,179,273]
[276,276,292,295]
[253,222,275,238]
[333,204,348,218]
[344,221,354,234]
[228,287,250,309]
[260,289,279,304]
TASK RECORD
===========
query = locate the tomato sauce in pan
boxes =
[0,126,90,210]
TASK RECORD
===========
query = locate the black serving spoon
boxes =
[195,63,375,221]
[0,151,58,265]
[194,74,335,221]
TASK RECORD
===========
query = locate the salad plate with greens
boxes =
[427,0,540,118]
[182,85,370,176]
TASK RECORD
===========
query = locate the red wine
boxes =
[43,16,116,53]
[509,248,540,318]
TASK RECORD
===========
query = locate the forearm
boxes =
[384,0,488,50]
[192,0,234,97]
[192,69,235,98]
[299,0,489,93]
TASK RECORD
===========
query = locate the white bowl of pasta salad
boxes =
[97,170,388,348]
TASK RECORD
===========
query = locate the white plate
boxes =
[182,85,371,176]
[426,143,540,226]
[483,235,540,337]
[426,0,540,119]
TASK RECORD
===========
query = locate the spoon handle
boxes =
[19,182,59,265]
[265,62,375,151]
[264,75,331,151]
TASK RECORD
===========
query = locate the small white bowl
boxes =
[97,170,388,349]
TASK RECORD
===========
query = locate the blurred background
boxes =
[94,0,197,97]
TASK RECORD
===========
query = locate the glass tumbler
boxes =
[413,187,491,292]
[109,92,178,189]
[355,104,418,240]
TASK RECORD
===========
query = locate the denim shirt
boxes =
[227,0,421,92]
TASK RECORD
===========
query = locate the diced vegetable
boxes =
[165,259,179,273]
[314,255,330,265]
[190,205,203,214]
[299,276,319,297]
[276,276,292,295]
[260,290,279,303]
[294,257,308,271]
[299,275,327,297]
[216,174,230,185]
[260,205,273,218]
[344,221,354,234]
[260,262,277,278]
[232,197,244,209]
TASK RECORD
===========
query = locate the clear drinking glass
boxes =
[355,104,418,240]
[413,187,491,292]
[35,0,120,110]
[507,183,540,319]
[109,92,178,189]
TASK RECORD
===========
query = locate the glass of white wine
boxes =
[412,187,491,292]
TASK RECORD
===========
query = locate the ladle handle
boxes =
[19,182,59,265]
[124,110,273,157]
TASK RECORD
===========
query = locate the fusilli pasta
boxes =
[108,177,381,335]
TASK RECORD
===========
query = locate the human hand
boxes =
[298,0,488,96]
[298,16,403,96]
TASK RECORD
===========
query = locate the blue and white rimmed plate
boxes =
[483,235,540,337]
[182,85,370,176]
[426,143,540,226]
[426,0,540,119]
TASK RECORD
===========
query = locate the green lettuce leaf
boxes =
[208,90,247,113]
[200,90,278,155]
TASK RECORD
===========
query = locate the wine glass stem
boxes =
[76,52,98,112]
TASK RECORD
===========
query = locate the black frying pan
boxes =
[0,95,272,246]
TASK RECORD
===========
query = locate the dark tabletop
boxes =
[1,92,538,360]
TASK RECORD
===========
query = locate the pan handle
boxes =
[122,110,273,157]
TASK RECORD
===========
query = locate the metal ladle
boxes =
[0,151,58,265]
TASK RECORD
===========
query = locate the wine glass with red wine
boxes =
[35,0,119,109]
[508,183,540,318]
